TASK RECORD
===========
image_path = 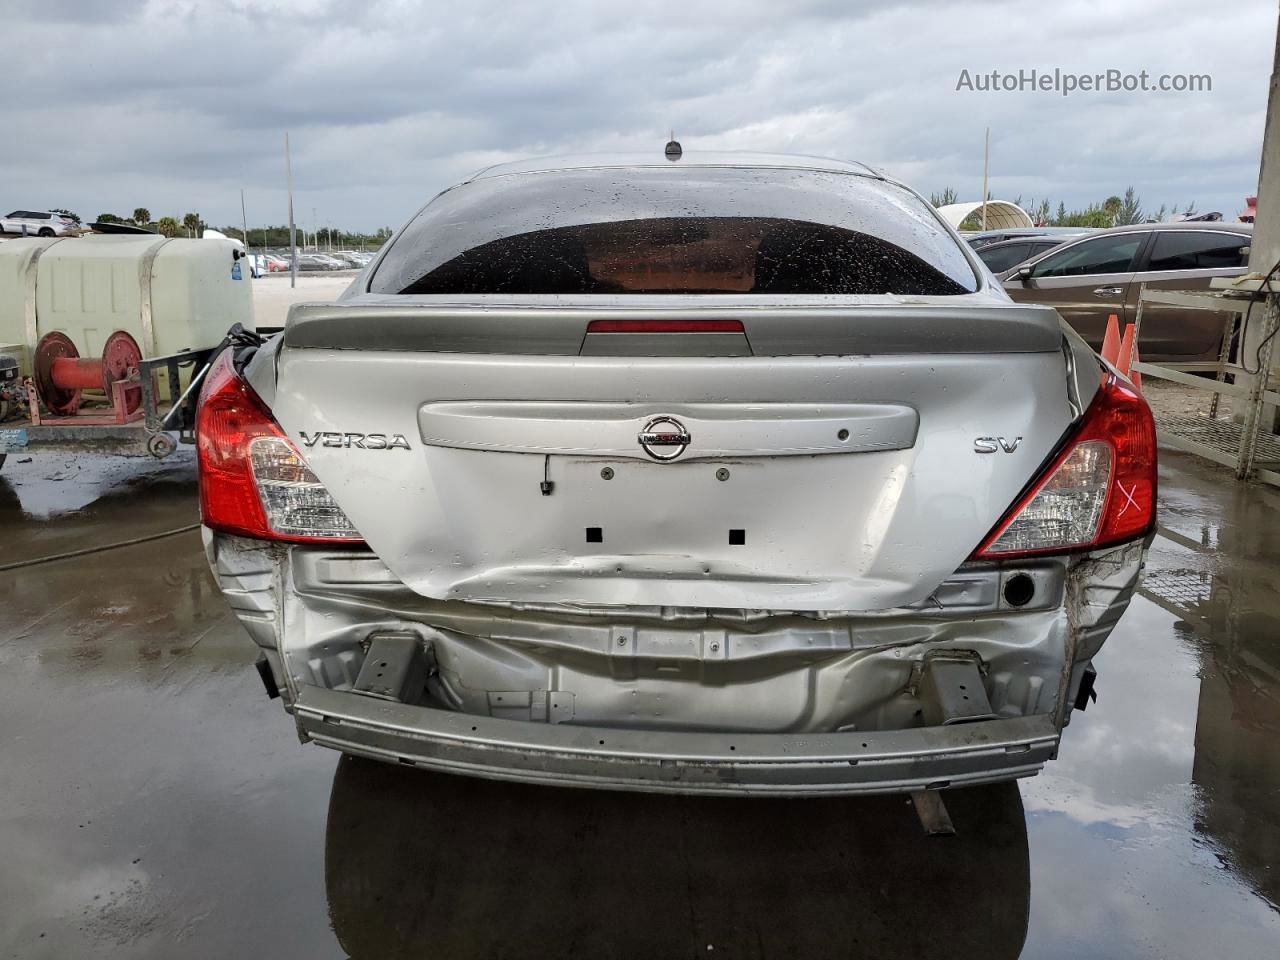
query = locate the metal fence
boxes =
[1131,281,1280,486]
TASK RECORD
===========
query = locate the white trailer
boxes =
[0,234,257,465]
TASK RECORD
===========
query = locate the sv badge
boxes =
[974,436,1023,454]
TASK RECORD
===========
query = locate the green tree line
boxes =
[928,185,1200,229]
[52,207,390,247]
[217,224,394,249]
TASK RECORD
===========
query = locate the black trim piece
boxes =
[1130,229,1158,273]
[1073,665,1097,711]
[256,655,281,700]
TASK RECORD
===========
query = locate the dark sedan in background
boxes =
[1000,222,1252,364]
[976,236,1075,274]
[964,226,1097,250]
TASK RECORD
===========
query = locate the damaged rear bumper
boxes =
[294,685,1060,796]
[206,530,1144,795]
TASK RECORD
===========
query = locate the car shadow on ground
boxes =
[325,756,1030,960]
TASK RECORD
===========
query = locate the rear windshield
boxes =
[370,166,977,296]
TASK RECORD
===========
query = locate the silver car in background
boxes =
[330,250,372,267]
[197,152,1156,796]
[0,210,78,237]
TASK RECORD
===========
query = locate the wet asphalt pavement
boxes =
[0,449,1278,959]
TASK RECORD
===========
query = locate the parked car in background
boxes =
[298,253,347,271]
[199,151,1155,797]
[263,254,291,272]
[0,210,78,237]
[1001,222,1252,364]
[330,251,369,267]
[964,226,1099,249]
[976,237,1072,274]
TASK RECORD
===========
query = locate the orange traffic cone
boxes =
[1128,339,1142,391]
[1101,314,1121,364]
[1117,323,1136,378]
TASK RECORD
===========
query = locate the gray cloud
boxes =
[2,0,1274,230]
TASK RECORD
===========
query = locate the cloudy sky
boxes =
[6,0,1277,233]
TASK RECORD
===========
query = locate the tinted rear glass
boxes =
[1030,233,1145,278]
[1148,231,1248,271]
[978,242,1033,273]
[370,166,977,296]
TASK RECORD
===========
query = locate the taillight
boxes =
[196,349,363,543]
[971,375,1156,559]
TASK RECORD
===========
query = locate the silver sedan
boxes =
[196,150,1156,797]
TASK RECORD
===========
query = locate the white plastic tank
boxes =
[0,237,61,371]
[0,234,255,382]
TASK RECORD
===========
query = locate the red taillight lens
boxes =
[971,375,1156,559]
[196,349,363,543]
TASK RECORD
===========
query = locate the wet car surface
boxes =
[0,450,1277,958]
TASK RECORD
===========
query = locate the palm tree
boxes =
[929,187,959,208]
[182,212,201,237]
[156,216,179,237]
[1115,187,1144,226]
[132,207,152,228]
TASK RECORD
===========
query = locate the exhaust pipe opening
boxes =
[1003,573,1036,608]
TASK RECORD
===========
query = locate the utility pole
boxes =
[1250,9,1280,274]
[285,132,297,288]
[1242,7,1280,431]
[240,189,250,258]
[981,127,989,232]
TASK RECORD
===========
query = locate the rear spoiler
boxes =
[281,300,1064,356]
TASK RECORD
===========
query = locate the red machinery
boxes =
[27,330,144,425]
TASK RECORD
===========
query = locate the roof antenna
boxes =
[664,131,682,161]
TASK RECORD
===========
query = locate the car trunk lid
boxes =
[268,300,1074,611]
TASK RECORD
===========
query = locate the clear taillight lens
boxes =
[982,441,1112,555]
[972,376,1156,559]
[197,349,363,544]
[248,436,360,539]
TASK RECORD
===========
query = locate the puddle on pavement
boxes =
[0,451,197,520]
[0,450,1277,958]
[325,758,1030,958]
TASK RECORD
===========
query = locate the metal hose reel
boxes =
[33,330,143,416]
